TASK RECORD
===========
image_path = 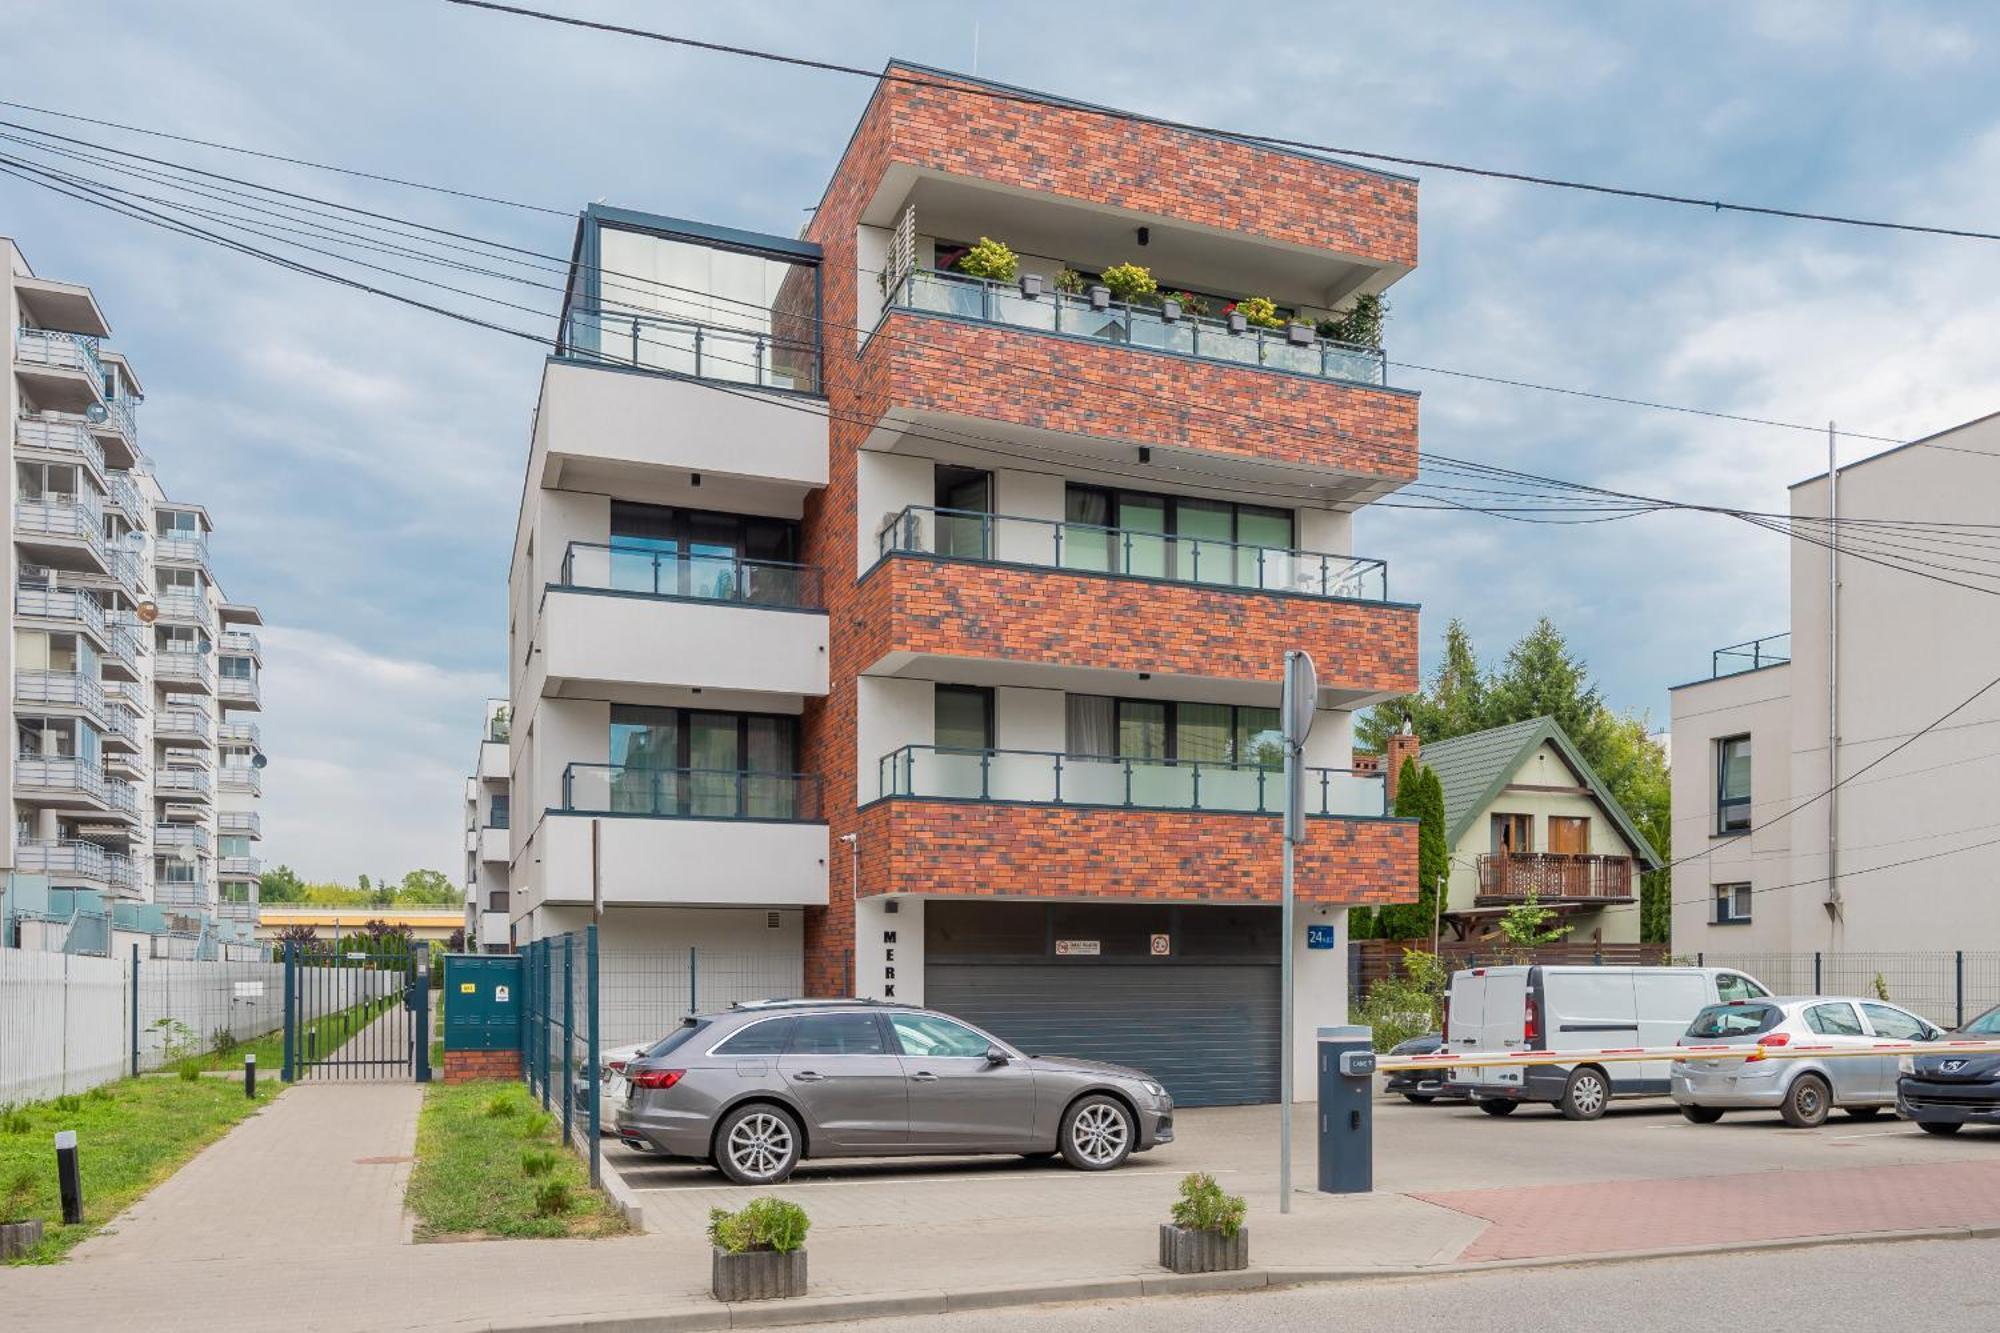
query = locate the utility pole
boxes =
[1278,650,1317,1217]
[1826,422,1843,933]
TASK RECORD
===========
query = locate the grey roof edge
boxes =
[1422,715,1664,870]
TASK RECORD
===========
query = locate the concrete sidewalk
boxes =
[4,1091,1998,1332]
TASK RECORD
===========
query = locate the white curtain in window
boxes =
[1065,695,1115,757]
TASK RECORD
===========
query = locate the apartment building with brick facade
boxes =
[504,64,1421,1105]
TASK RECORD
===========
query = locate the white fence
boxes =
[0,949,398,1104]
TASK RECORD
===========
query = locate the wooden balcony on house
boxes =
[1475,852,1635,904]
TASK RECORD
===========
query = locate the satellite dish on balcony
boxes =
[84,401,109,425]
[175,842,197,865]
[135,598,160,624]
[250,752,268,770]
[124,530,148,551]
[196,638,212,655]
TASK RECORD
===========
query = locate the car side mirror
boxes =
[985,1045,1010,1066]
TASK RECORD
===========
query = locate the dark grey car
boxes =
[614,999,1175,1184]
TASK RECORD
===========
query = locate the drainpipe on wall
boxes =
[1825,423,1843,934]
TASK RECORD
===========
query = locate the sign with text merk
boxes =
[1055,939,1101,957]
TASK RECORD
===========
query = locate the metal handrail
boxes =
[155,531,211,565]
[876,744,1387,816]
[886,269,1389,387]
[14,669,107,718]
[560,761,824,821]
[15,414,109,479]
[155,823,214,852]
[560,306,821,394]
[558,540,824,610]
[1712,632,1792,678]
[14,754,109,801]
[14,326,105,382]
[14,586,107,637]
[877,504,1390,601]
[15,497,109,556]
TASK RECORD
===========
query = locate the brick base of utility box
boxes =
[443,1049,522,1084]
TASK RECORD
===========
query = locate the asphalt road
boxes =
[810,1236,2000,1332]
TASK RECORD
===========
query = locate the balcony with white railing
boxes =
[105,470,147,523]
[217,720,260,748]
[154,768,213,801]
[218,764,262,795]
[15,669,108,722]
[13,754,109,806]
[106,547,147,597]
[155,822,214,855]
[219,855,261,880]
[155,706,214,746]
[216,897,258,924]
[14,839,138,896]
[218,673,260,710]
[100,623,143,682]
[219,810,262,840]
[154,531,211,568]
[155,650,215,693]
[106,779,139,817]
[15,414,109,485]
[92,398,140,470]
[14,497,110,572]
[14,585,107,640]
[220,630,261,661]
[152,589,207,624]
[13,327,106,410]
[154,879,211,911]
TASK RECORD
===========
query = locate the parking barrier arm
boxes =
[1374,1037,2000,1072]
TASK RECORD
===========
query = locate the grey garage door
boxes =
[925,961,1280,1108]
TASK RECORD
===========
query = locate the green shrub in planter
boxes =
[1170,1172,1246,1237]
[1230,296,1283,329]
[1100,262,1158,304]
[1160,1172,1249,1274]
[956,236,1019,283]
[708,1197,810,1254]
[709,1198,811,1302]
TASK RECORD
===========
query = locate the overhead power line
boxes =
[444,0,2000,247]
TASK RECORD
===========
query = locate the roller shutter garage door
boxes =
[924,961,1280,1108]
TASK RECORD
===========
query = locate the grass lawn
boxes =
[0,1076,277,1263]
[405,1082,628,1241]
[193,994,396,1074]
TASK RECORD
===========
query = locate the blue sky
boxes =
[4,2,1997,880]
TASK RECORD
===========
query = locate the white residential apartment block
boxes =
[463,697,511,953]
[1670,412,2000,955]
[3,237,267,957]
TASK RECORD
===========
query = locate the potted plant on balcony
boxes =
[1315,292,1389,348]
[1159,1172,1248,1274]
[956,236,1019,284]
[1228,296,1284,332]
[1100,262,1159,306]
[1055,266,1088,296]
[709,1197,810,1302]
[1166,290,1211,320]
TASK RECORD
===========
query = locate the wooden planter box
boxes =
[0,1219,45,1261]
[1159,1223,1249,1274]
[712,1246,807,1302]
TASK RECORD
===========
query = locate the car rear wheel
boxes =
[1560,1067,1611,1121]
[1780,1074,1831,1128]
[1842,1106,1883,1121]
[1681,1106,1725,1124]
[1478,1099,1519,1117]
[1918,1121,1963,1137]
[715,1103,802,1185]
[1059,1095,1135,1172]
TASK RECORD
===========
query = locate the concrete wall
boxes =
[540,591,829,701]
[1670,664,1794,950]
[536,812,829,910]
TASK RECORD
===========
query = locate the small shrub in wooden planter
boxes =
[708,1197,809,1302]
[1158,1172,1248,1274]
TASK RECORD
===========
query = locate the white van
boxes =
[1444,965,1771,1120]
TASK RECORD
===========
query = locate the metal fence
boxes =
[1696,951,2000,1029]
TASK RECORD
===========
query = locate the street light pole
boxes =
[1279,649,1317,1216]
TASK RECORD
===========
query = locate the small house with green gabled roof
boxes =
[1418,716,1662,946]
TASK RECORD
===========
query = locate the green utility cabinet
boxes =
[442,954,522,1052]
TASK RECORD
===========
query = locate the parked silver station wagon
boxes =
[614,999,1176,1184]
[1671,995,1944,1127]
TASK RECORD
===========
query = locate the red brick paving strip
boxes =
[1414,1161,2000,1261]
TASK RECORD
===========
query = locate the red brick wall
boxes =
[840,65,1417,268]
[442,1049,522,1084]
[799,69,1422,994]
[866,312,1417,480]
[858,801,1418,907]
[854,555,1417,695]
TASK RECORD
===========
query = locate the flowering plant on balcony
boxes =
[1315,292,1389,348]
[1100,262,1159,304]
[955,236,1019,283]
[1054,267,1088,295]
[1227,296,1284,329]
[1166,290,1212,318]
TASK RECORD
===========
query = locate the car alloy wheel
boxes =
[1561,1068,1609,1121]
[720,1107,798,1184]
[1061,1096,1133,1171]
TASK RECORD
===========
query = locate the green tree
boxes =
[395,869,458,906]
[1357,618,1487,753]
[259,863,307,903]
[1371,760,1448,940]
[1499,891,1569,960]
[1486,618,1604,743]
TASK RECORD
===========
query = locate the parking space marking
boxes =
[622,1166,1225,1194]
[1825,1129,1912,1141]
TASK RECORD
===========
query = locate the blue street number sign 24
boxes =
[1305,924,1335,950]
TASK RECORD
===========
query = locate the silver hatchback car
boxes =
[1672,995,1944,1127]
[614,999,1176,1184]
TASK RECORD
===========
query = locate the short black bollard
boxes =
[55,1130,83,1225]
[307,1030,317,1062]
[244,1053,257,1099]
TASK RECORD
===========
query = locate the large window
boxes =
[1062,485,1293,586]
[604,705,801,818]
[934,686,995,752]
[601,501,803,603]
[1066,697,1281,768]
[1716,735,1752,833]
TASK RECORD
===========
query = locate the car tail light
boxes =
[628,1068,684,1090]
[1523,993,1540,1045]
[1747,1032,1789,1062]
[607,1060,628,1075]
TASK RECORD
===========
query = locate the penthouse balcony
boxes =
[535,762,828,910]
[539,542,828,704]
[858,513,1416,704]
[859,745,1412,906]
[13,326,106,412]
[1710,632,1791,679]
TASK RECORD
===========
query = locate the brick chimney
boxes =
[1385,728,1421,802]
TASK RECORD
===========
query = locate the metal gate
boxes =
[282,938,431,1082]
[925,960,1280,1107]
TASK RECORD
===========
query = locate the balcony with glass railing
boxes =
[558,541,824,610]
[559,305,821,394]
[14,496,109,569]
[219,810,262,839]
[1710,632,1791,679]
[885,269,1389,389]
[15,669,108,721]
[154,768,213,800]
[15,414,109,483]
[217,720,260,747]
[560,763,823,821]
[14,584,107,640]
[14,754,109,804]
[154,531,211,567]
[218,764,262,795]
[155,650,215,692]
[876,745,1385,817]
[220,630,261,660]
[876,506,1389,602]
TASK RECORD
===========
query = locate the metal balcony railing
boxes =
[216,898,258,923]
[14,754,109,803]
[15,415,108,478]
[559,306,820,394]
[218,765,261,795]
[14,839,123,884]
[220,630,261,658]
[1476,852,1637,902]
[1711,632,1791,678]
[155,651,215,690]
[219,855,261,879]
[156,707,215,742]
[878,505,1391,602]
[107,548,146,596]
[102,623,142,673]
[155,531,210,566]
[153,880,211,909]
[15,585,106,638]
[558,541,824,610]
[219,811,262,839]
[14,326,105,381]
[877,745,1388,816]
[155,823,214,854]
[153,589,206,622]
[217,720,260,747]
[155,768,212,798]
[560,762,823,821]
[105,470,146,521]
[15,498,109,561]
[886,269,1389,388]
[107,780,139,815]
[15,669,107,719]
[218,675,260,705]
